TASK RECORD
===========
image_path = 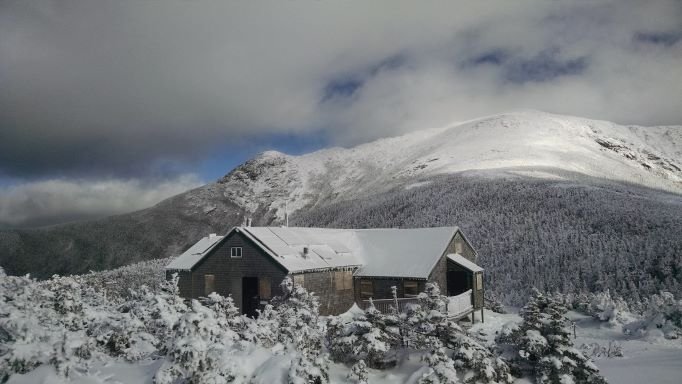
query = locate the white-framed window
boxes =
[230,247,242,258]
[404,281,419,297]
[455,241,463,254]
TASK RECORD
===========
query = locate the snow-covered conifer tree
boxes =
[500,289,606,384]
[348,360,369,384]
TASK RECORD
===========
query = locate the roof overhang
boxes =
[446,253,484,273]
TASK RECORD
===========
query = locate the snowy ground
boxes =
[8,309,681,383]
[468,309,682,384]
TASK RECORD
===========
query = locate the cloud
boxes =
[0,175,202,228]
[0,0,680,179]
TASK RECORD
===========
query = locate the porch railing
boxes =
[359,289,473,319]
[446,289,473,319]
[358,297,420,313]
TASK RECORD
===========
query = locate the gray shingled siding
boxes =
[445,231,476,262]
[293,270,356,316]
[187,231,288,312]
[429,254,448,294]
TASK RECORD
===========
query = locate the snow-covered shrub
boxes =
[288,352,329,384]
[200,292,245,336]
[484,291,507,314]
[123,275,187,354]
[245,303,279,348]
[588,290,630,325]
[347,360,369,384]
[0,273,96,380]
[499,289,606,384]
[624,291,682,340]
[440,321,513,384]
[326,300,399,368]
[579,342,623,359]
[154,299,241,384]
[418,342,459,384]
[268,277,329,384]
[403,283,447,350]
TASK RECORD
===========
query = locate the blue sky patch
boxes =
[198,131,329,181]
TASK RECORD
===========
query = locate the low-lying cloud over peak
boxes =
[0,0,680,227]
[0,175,201,228]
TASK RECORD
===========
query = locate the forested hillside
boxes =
[293,170,682,306]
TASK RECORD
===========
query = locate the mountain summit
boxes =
[1,111,680,279]
[218,110,681,222]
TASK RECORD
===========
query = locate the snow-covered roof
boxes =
[165,226,482,278]
[447,253,484,273]
[352,227,460,278]
[239,226,362,273]
[165,234,224,270]
[242,226,463,278]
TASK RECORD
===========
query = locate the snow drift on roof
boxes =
[165,235,224,270]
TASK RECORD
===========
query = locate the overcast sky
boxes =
[1,0,681,228]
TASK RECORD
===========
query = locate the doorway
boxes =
[242,277,259,318]
[447,270,470,296]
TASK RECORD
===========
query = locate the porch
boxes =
[359,289,474,321]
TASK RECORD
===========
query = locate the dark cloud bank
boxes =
[0,0,680,227]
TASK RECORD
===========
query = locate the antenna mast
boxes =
[285,200,289,227]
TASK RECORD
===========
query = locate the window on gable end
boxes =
[230,247,242,258]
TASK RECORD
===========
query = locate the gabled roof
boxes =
[352,227,459,278]
[447,253,484,273]
[165,226,481,279]
[165,234,224,270]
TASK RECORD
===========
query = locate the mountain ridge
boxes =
[0,110,680,280]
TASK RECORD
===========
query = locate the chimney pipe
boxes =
[247,218,252,227]
[303,246,309,258]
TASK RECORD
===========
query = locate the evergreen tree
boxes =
[348,360,369,384]
[500,289,607,384]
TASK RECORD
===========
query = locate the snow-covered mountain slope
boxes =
[218,111,682,220]
[1,110,680,279]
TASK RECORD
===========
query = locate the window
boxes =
[230,247,242,258]
[204,274,215,295]
[293,274,305,287]
[259,277,271,300]
[335,271,354,291]
[404,281,419,297]
[455,241,463,254]
[360,280,373,299]
[476,273,483,290]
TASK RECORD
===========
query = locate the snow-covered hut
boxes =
[165,226,484,320]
